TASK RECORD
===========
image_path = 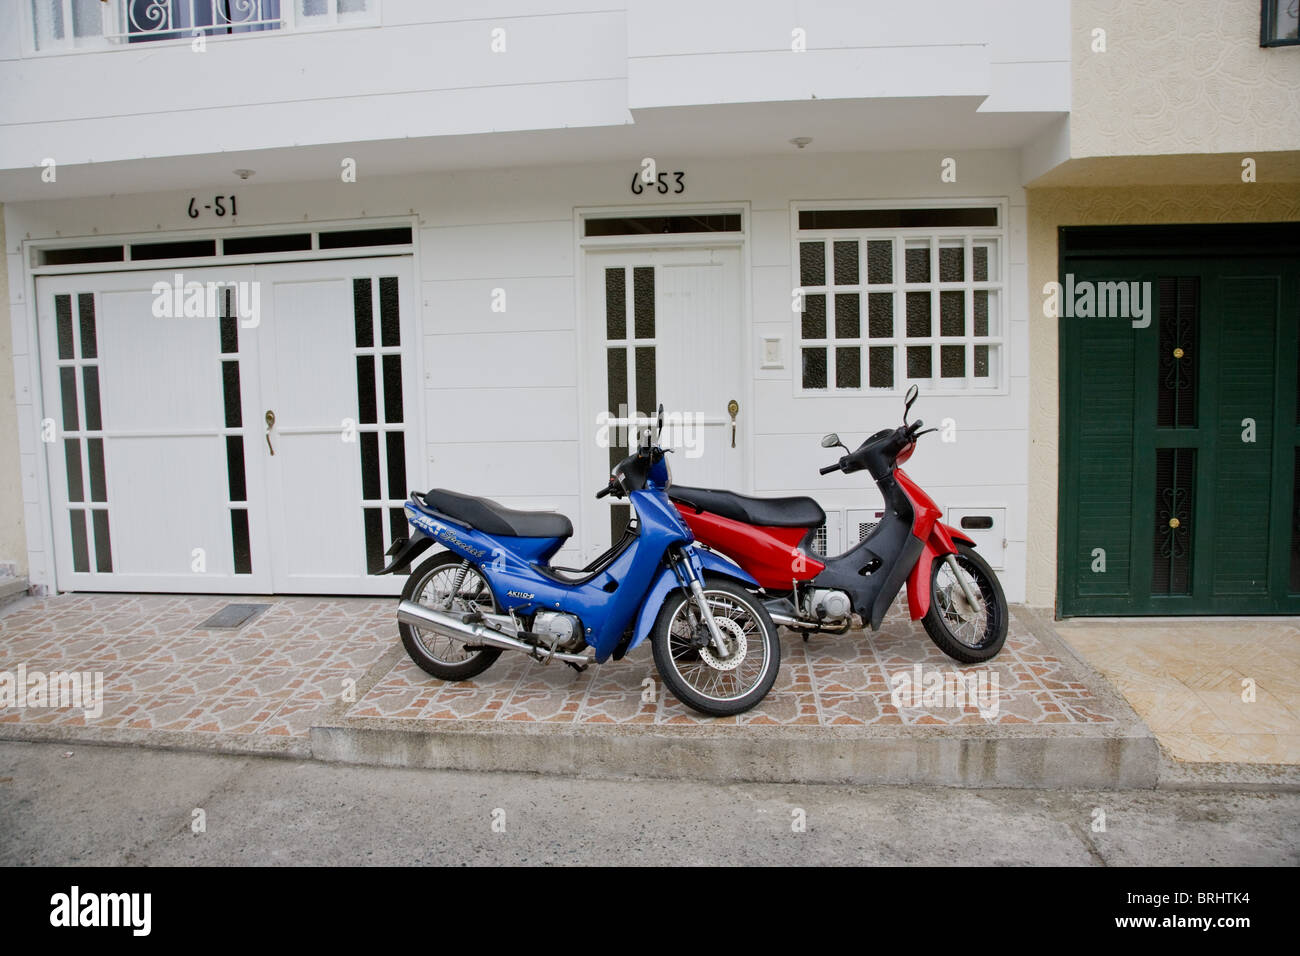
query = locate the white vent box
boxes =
[944,507,1007,570]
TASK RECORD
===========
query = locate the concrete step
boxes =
[0,576,29,610]
[310,718,1161,788]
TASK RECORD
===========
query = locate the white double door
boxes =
[36,257,418,595]
[582,244,747,558]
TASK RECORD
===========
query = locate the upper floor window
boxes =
[29,0,375,52]
[793,205,1005,395]
[1262,0,1300,46]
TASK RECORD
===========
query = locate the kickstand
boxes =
[565,660,589,673]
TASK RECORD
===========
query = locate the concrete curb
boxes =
[0,722,310,758]
[1156,748,1300,791]
[309,718,1161,788]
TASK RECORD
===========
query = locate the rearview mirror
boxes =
[903,384,919,424]
[820,433,841,449]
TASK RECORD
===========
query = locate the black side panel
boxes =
[810,472,916,627]
[868,533,924,630]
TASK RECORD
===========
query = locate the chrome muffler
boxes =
[396,600,592,665]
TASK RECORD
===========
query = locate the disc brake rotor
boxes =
[698,616,747,672]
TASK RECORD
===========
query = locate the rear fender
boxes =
[623,548,761,658]
[905,522,976,619]
[377,530,434,575]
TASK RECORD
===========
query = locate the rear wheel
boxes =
[921,543,1008,663]
[651,577,780,717]
[399,552,502,680]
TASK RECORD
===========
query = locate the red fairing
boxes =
[673,504,825,589]
[896,468,975,620]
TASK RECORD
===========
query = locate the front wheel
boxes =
[651,577,780,717]
[921,542,1008,663]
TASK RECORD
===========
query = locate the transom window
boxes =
[29,0,374,51]
[794,205,1004,393]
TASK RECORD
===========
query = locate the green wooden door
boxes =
[1059,243,1300,616]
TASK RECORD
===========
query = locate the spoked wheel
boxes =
[651,577,780,716]
[399,552,502,680]
[921,542,1008,663]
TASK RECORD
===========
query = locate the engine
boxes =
[531,611,584,650]
[806,589,852,623]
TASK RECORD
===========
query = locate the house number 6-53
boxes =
[630,172,685,195]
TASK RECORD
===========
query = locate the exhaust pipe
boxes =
[397,600,592,666]
[768,612,816,629]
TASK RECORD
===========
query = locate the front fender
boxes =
[905,522,974,619]
[623,548,761,658]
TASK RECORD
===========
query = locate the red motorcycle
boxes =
[668,386,1008,663]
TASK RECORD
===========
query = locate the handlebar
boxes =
[595,482,615,499]
[817,419,928,476]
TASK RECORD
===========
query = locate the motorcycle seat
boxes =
[417,488,574,540]
[669,485,826,529]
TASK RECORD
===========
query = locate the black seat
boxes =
[669,485,826,529]
[418,489,573,540]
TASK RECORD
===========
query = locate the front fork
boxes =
[943,553,983,614]
[671,548,732,658]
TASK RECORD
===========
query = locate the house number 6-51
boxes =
[188,195,238,218]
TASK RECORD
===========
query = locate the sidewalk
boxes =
[0,590,1234,788]
[1056,617,1300,787]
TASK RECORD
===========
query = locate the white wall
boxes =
[627,0,1069,112]
[6,147,1030,600]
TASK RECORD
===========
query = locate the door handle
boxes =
[265,410,275,456]
[727,399,739,448]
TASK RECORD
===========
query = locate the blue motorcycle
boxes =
[381,408,781,716]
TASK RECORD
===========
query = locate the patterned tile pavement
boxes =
[355,598,1114,727]
[0,592,1116,739]
[0,594,391,738]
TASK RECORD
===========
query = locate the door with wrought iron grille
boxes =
[1059,250,1300,615]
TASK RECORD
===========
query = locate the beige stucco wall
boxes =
[0,204,27,576]
[1071,0,1300,159]
[1025,181,1300,608]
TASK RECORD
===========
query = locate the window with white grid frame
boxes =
[795,215,1004,393]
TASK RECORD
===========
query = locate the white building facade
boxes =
[0,0,1075,603]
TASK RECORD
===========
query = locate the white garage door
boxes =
[35,257,419,594]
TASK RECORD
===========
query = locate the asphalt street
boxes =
[0,740,1295,866]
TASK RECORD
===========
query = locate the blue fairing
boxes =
[625,547,760,657]
[406,487,722,663]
